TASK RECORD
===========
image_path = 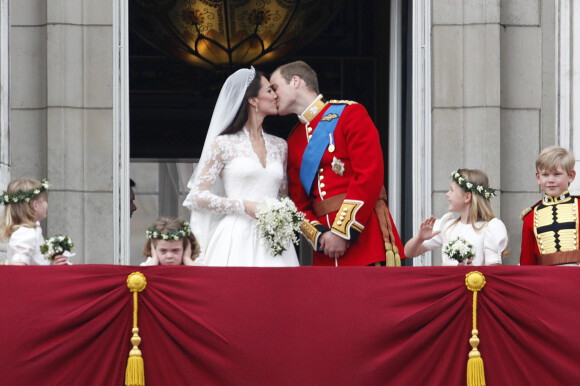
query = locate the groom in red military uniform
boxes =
[270,61,405,266]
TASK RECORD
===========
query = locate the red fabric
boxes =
[287,102,387,266]
[1,265,579,385]
[520,204,539,265]
[386,206,406,261]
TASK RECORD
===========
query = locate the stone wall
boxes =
[6,0,115,263]
[431,0,555,265]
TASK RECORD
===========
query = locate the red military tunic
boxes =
[520,191,580,265]
[287,96,404,266]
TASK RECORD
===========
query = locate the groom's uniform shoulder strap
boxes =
[299,103,348,194]
[328,99,357,105]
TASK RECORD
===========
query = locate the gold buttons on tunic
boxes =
[319,175,324,180]
[321,191,327,197]
[307,127,313,133]
[320,183,325,188]
[319,168,323,173]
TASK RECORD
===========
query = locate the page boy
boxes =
[520,146,580,265]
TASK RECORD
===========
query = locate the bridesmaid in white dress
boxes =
[183,67,299,267]
[404,168,508,266]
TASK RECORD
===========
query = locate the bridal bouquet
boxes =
[40,234,74,261]
[256,197,305,256]
[443,237,475,263]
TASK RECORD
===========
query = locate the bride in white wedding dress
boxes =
[183,67,299,267]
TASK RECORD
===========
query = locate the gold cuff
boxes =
[300,221,322,249]
[331,200,364,240]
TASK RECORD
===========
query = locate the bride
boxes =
[183,67,300,267]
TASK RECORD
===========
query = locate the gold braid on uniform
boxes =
[533,192,579,254]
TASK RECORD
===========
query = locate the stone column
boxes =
[46,1,115,263]
[0,0,9,261]
[431,0,502,265]
[499,1,554,264]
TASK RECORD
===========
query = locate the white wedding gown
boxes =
[184,128,300,267]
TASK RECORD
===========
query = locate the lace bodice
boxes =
[185,129,289,215]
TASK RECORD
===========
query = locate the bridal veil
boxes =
[183,67,256,258]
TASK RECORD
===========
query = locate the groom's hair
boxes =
[275,61,319,94]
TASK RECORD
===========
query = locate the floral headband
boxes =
[451,170,496,199]
[0,178,50,205]
[146,221,191,241]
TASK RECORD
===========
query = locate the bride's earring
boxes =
[255,104,258,113]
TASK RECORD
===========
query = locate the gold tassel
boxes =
[385,243,396,266]
[465,271,486,386]
[126,272,147,386]
[393,245,401,267]
[384,243,402,267]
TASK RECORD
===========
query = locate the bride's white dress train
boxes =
[184,128,299,267]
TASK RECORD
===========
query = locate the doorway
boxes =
[126,1,411,265]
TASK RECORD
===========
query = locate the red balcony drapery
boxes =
[0,265,579,385]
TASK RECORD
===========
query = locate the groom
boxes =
[270,61,405,266]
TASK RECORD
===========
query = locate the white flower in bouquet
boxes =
[40,234,74,261]
[256,197,305,256]
[442,237,475,263]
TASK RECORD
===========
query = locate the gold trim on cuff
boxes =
[331,200,364,240]
[300,221,321,248]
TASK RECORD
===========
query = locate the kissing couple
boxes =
[183,61,405,267]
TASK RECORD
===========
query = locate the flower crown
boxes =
[0,178,50,205]
[146,221,191,241]
[451,170,496,199]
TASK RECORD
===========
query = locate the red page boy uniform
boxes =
[287,95,405,266]
[520,190,580,265]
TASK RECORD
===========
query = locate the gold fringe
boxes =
[393,245,401,267]
[385,243,395,266]
[385,243,402,267]
[126,272,147,386]
[465,271,486,386]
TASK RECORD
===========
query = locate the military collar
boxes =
[298,95,327,124]
[543,190,571,204]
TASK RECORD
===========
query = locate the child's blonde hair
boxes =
[142,217,200,263]
[0,178,47,240]
[536,146,575,174]
[446,169,509,258]
[447,169,496,231]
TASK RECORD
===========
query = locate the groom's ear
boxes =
[291,75,300,88]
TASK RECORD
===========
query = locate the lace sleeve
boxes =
[186,137,245,215]
[278,140,289,197]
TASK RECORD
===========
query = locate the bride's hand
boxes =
[243,200,258,219]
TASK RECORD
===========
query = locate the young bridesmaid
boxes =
[405,169,508,266]
[141,217,200,266]
[1,178,68,265]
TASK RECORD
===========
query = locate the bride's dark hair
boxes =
[220,70,264,135]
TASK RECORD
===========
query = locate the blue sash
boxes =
[299,104,346,194]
